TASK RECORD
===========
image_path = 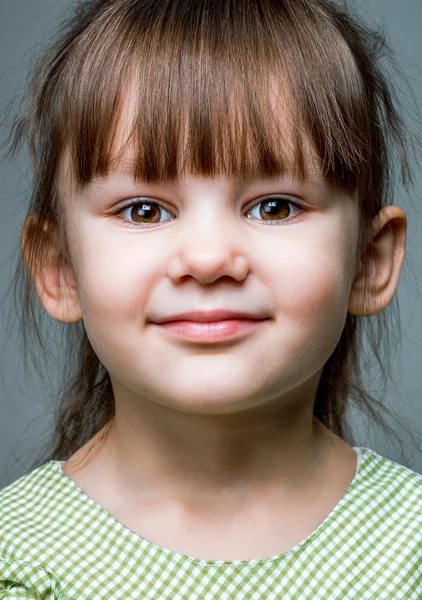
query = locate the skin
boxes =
[22,136,407,560]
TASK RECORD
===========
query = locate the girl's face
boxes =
[60,155,361,416]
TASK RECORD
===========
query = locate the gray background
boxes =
[1,0,421,488]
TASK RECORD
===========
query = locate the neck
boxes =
[75,380,346,514]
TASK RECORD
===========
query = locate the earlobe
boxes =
[348,206,407,316]
[21,216,83,323]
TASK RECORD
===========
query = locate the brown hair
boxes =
[2,0,420,471]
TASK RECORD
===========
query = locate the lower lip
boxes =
[152,319,269,343]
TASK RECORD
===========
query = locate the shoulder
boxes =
[358,446,422,501]
[0,461,62,538]
[0,461,68,556]
[353,447,422,539]
[0,462,69,599]
[0,460,55,502]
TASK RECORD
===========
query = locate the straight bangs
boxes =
[30,0,381,196]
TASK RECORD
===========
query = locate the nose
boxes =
[167,230,250,285]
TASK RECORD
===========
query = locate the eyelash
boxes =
[113,195,307,228]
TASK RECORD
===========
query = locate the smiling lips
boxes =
[151,314,270,344]
[150,309,269,324]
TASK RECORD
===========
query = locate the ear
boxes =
[21,216,83,323]
[348,206,407,316]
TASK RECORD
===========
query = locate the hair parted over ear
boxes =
[2,0,421,469]
[21,216,82,323]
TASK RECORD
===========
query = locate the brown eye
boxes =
[246,196,303,224]
[118,200,173,226]
[115,195,304,228]
[130,203,159,224]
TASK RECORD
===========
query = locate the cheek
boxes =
[75,231,155,309]
[267,231,356,362]
[69,230,159,354]
[284,247,352,311]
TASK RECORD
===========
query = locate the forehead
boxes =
[44,0,374,207]
[115,74,317,163]
[60,156,329,201]
[59,79,327,197]
[58,121,329,196]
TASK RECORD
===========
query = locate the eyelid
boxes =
[113,193,308,227]
[114,193,304,211]
[245,193,303,209]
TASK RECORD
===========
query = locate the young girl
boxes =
[1,0,421,598]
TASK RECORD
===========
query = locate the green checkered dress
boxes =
[0,446,421,599]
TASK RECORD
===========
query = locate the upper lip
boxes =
[150,310,269,323]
